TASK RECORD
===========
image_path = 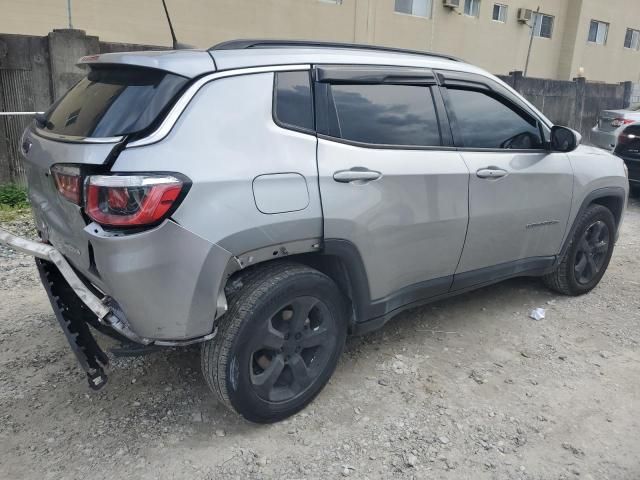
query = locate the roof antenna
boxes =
[161,0,194,49]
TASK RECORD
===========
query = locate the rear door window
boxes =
[445,88,543,149]
[42,66,187,138]
[327,84,441,146]
[273,71,314,132]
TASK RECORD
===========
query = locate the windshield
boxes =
[42,66,187,138]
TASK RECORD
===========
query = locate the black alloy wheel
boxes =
[573,220,610,285]
[249,296,338,403]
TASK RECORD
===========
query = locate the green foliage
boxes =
[0,184,29,208]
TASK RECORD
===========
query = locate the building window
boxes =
[492,3,507,22]
[624,28,640,50]
[588,20,609,45]
[394,0,432,18]
[464,0,481,18]
[533,12,554,38]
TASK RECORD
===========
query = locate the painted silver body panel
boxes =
[115,73,323,256]
[455,151,574,273]
[317,139,469,300]
[14,47,629,344]
[22,132,115,271]
[126,64,310,148]
[564,145,629,235]
[78,49,216,78]
[85,220,231,340]
[252,173,310,214]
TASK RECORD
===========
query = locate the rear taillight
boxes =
[85,174,185,227]
[611,118,635,128]
[51,164,82,205]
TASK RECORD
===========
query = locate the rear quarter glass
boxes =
[42,66,187,138]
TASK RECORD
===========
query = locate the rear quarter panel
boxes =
[113,72,322,255]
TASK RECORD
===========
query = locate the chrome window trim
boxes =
[33,127,124,144]
[127,64,311,148]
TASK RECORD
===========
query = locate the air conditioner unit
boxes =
[443,0,461,8]
[518,8,533,23]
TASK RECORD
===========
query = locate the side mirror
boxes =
[550,126,581,152]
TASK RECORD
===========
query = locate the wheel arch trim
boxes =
[557,186,626,263]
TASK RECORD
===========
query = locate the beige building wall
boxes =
[1,0,639,82]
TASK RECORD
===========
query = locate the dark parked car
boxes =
[614,123,640,195]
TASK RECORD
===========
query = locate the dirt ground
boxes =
[1,197,639,480]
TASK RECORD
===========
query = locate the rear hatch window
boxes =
[41,65,187,138]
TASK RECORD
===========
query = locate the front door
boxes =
[438,82,573,289]
[314,66,470,316]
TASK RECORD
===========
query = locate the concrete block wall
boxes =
[0,29,165,184]
[498,71,632,143]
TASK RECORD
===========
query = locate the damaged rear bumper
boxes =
[0,227,149,344]
[0,227,218,389]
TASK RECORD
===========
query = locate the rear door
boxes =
[314,65,469,316]
[436,71,573,289]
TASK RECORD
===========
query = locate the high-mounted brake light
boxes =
[85,174,185,227]
[51,164,82,205]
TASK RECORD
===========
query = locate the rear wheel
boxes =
[543,204,615,296]
[201,262,348,423]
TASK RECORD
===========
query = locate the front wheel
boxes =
[202,262,348,423]
[543,204,616,296]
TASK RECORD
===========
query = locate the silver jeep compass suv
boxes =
[1,40,629,423]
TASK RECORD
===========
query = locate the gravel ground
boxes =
[1,198,639,480]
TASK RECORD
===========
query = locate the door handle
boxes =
[333,167,382,184]
[476,167,508,179]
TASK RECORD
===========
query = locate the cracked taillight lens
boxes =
[85,174,185,227]
[51,164,82,205]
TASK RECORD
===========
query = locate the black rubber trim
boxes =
[435,69,553,132]
[316,133,457,151]
[321,239,372,323]
[323,239,558,336]
[555,186,627,264]
[451,256,556,291]
[315,65,436,85]
[352,255,557,335]
[367,275,453,318]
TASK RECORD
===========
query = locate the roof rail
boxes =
[209,39,461,62]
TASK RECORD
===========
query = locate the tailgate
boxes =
[20,62,191,278]
[22,131,117,273]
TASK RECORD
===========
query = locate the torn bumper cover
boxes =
[0,227,216,390]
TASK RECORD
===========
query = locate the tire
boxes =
[543,204,616,296]
[201,262,348,423]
